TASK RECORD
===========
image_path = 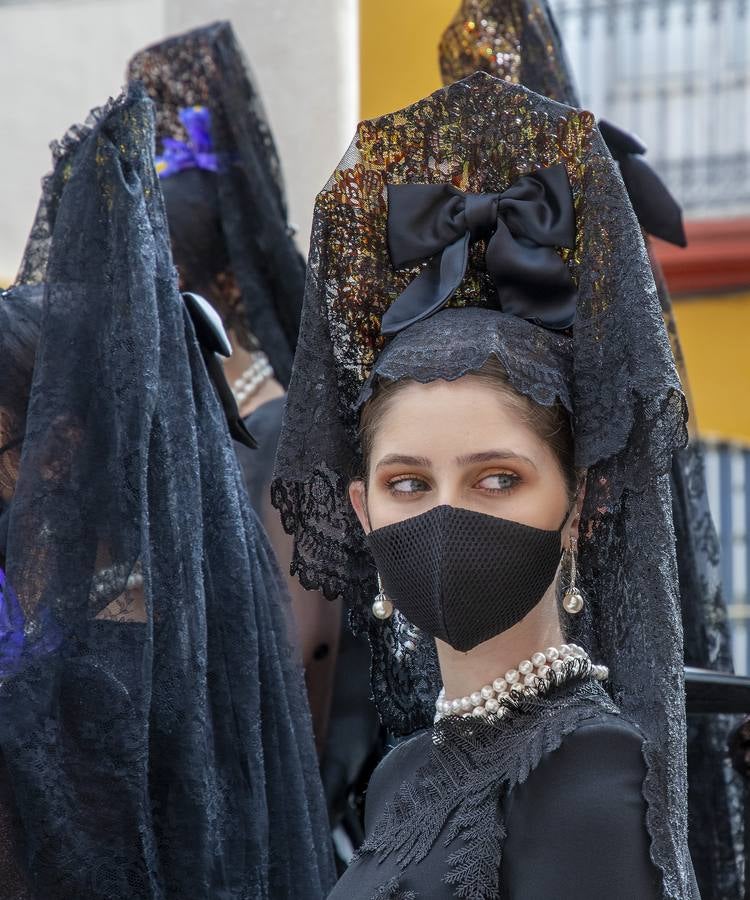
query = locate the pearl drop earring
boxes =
[562,536,585,614]
[371,573,393,620]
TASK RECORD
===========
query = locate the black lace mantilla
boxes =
[361,672,619,900]
[356,307,573,414]
[439,0,581,105]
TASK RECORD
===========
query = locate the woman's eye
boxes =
[477,473,519,492]
[387,477,429,494]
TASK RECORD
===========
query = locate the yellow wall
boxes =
[673,293,750,443]
[360,0,457,120]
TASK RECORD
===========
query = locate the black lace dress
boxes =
[329,676,697,900]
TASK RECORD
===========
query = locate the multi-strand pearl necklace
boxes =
[434,643,608,723]
[90,563,144,606]
[232,352,274,410]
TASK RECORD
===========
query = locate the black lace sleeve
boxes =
[501,718,679,899]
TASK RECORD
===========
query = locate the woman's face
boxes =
[349,376,573,538]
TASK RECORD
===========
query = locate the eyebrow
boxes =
[374,450,537,471]
[455,450,537,470]
[375,454,432,471]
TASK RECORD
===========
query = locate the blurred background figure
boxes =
[0,84,334,898]
[128,22,341,755]
[127,22,382,862]
[0,283,43,899]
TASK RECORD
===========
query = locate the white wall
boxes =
[0,0,359,283]
[0,0,167,281]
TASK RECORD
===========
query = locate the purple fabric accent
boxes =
[0,566,62,677]
[0,567,24,676]
[155,106,220,178]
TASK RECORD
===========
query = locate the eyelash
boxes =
[386,476,428,496]
[385,473,521,496]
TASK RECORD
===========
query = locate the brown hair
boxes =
[358,356,578,500]
[161,168,258,352]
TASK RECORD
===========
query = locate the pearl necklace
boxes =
[232,352,274,409]
[90,563,144,605]
[434,643,608,723]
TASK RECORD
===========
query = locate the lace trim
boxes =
[17,91,129,286]
[371,878,418,900]
[355,309,574,415]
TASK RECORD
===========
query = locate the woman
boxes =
[341,337,656,897]
[128,23,342,753]
[440,5,742,896]
[0,84,333,899]
[272,73,699,896]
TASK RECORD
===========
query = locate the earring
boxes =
[372,573,394,620]
[562,536,585,615]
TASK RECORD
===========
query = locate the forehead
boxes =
[371,376,546,458]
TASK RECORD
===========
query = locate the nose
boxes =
[434,484,463,510]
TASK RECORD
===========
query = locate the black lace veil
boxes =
[0,84,333,898]
[438,5,743,894]
[127,21,305,386]
[439,0,580,106]
[0,286,42,509]
[272,74,694,898]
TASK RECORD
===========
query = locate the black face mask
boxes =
[366,505,565,652]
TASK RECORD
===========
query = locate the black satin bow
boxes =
[382,164,577,336]
[599,120,687,248]
[182,292,257,449]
